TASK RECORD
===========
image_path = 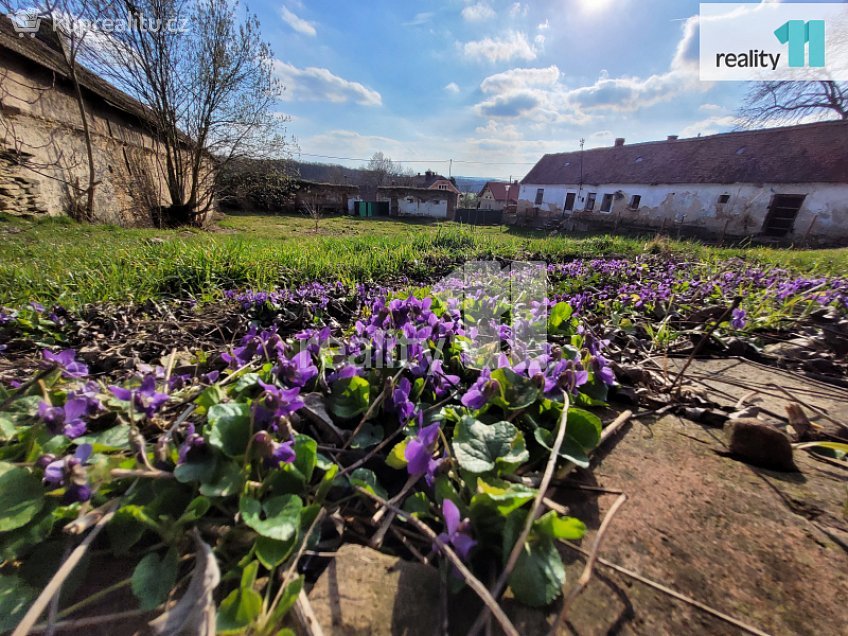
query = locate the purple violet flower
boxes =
[436,499,476,562]
[38,397,88,438]
[42,444,93,503]
[460,368,500,410]
[387,377,416,424]
[109,375,169,418]
[167,373,193,391]
[201,370,221,384]
[252,431,296,468]
[405,423,443,485]
[590,355,616,387]
[731,308,747,330]
[178,424,207,464]
[557,362,590,396]
[275,350,318,388]
[69,382,105,416]
[252,381,304,430]
[41,349,89,379]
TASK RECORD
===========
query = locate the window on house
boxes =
[585,193,596,211]
[600,194,614,213]
[534,188,544,205]
[718,194,731,205]
[629,194,641,209]
[564,192,576,211]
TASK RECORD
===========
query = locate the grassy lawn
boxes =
[1,211,846,308]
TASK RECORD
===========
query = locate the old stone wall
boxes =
[0,49,207,225]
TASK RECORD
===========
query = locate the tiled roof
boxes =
[522,121,848,186]
[480,181,519,202]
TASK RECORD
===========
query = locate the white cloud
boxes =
[404,12,434,27]
[272,61,382,106]
[680,115,737,138]
[444,82,461,94]
[475,120,523,140]
[462,31,539,63]
[462,2,496,22]
[537,19,550,31]
[480,66,560,94]
[699,103,724,112]
[279,7,316,37]
[509,3,528,18]
[300,130,416,164]
[470,14,708,124]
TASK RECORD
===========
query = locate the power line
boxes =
[298,152,447,163]
[296,152,537,166]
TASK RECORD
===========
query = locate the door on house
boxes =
[564,192,576,212]
[762,194,805,237]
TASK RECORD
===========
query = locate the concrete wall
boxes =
[517,181,848,242]
[0,50,204,225]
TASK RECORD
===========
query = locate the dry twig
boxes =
[559,542,771,636]
[549,493,628,633]
[13,499,120,636]
[355,486,519,636]
[468,393,571,636]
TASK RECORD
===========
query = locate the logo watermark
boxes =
[9,8,41,37]
[8,6,188,38]
[293,261,550,374]
[700,3,848,81]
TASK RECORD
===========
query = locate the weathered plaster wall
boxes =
[0,51,189,225]
[378,192,448,218]
[517,182,847,241]
[479,189,506,211]
[397,195,447,218]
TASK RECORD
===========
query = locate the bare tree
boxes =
[46,1,99,220]
[365,151,400,178]
[81,0,288,226]
[301,196,321,233]
[738,81,848,127]
[2,1,98,220]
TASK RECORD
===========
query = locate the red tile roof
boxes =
[480,181,519,202]
[522,120,848,186]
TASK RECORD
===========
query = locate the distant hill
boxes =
[454,176,514,194]
[222,159,516,199]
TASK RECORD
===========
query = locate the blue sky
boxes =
[251,0,829,178]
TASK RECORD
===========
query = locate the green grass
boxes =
[1,211,846,308]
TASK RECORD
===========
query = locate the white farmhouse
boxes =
[516,121,848,244]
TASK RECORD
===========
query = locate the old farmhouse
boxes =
[0,17,207,225]
[477,180,519,212]
[516,121,848,244]
[377,170,461,219]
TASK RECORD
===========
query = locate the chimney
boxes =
[667,135,679,141]
[614,138,625,147]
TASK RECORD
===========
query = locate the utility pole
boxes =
[578,138,585,197]
[449,159,453,178]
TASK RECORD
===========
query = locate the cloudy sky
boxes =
[253,0,822,178]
